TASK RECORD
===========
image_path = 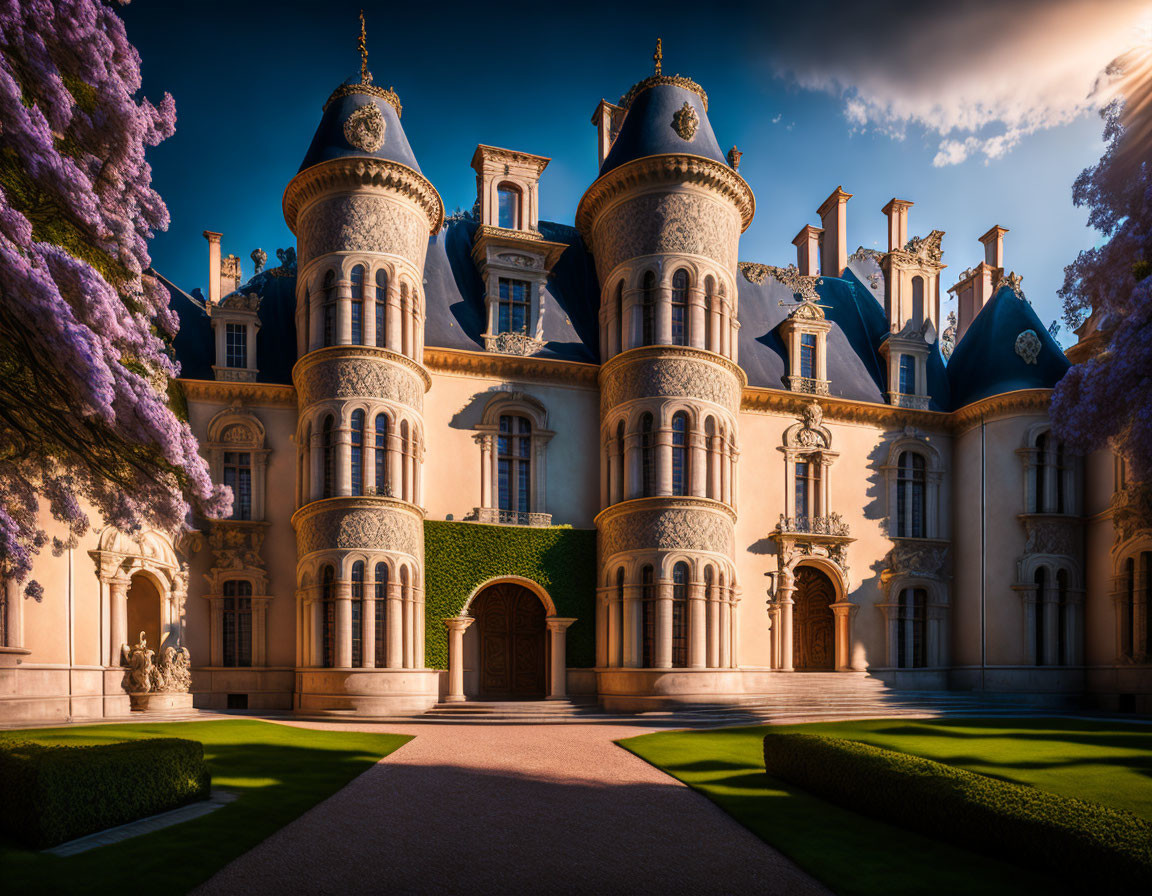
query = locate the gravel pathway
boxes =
[195,719,830,896]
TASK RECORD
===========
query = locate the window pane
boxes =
[800,334,816,380]
[225,323,247,369]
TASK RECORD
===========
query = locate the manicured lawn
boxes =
[619,718,1152,896]
[0,719,410,892]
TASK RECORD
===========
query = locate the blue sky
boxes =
[122,0,1148,341]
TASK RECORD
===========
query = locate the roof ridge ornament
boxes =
[321,10,403,117]
[359,9,372,85]
[654,38,662,76]
[618,38,709,112]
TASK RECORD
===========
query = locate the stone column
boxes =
[608,591,623,667]
[310,428,324,501]
[656,286,672,344]
[1026,591,1040,665]
[689,433,707,497]
[337,281,352,345]
[546,617,577,699]
[313,599,324,667]
[386,286,402,354]
[831,601,855,671]
[389,432,403,500]
[479,434,493,508]
[656,428,673,496]
[720,441,731,505]
[778,577,795,672]
[109,577,129,665]
[362,594,375,668]
[688,582,707,668]
[403,588,414,668]
[622,585,641,667]
[443,616,473,703]
[655,582,673,668]
[335,583,352,668]
[706,591,720,668]
[387,582,403,668]
[595,591,608,668]
[626,433,643,500]
[1043,585,1060,666]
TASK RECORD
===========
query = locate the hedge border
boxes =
[423,520,596,669]
[762,732,1152,888]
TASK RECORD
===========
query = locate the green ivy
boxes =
[423,520,597,669]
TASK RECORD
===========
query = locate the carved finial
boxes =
[358,10,372,84]
[654,38,662,76]
[728,146,742,171]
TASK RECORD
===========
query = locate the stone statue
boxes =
[250,248,267,274]
[124,631,155,694]
[123,632,192,694]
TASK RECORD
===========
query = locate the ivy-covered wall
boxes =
[423,520,597,670]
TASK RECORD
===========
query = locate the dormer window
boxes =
[209,289,261,382]
[498,184,521,230]
[898,354,916,395]
[800,333,816,380]
[780,299,831,395]
[498,278,530,334]
[880,327,933,411]
[225,323,247,369]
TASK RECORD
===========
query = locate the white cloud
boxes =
[760,0,1151,165]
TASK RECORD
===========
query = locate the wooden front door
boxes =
[793,566,836,671]
[474,583,546,698]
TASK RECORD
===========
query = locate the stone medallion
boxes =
[673,101,699,141]
[344,103,386,152]
[1014,329,1041,365]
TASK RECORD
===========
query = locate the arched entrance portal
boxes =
[793,566,836,670]
[473,582,546,699]
[126,574,163,653]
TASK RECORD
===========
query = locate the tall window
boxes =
[221,580,252,667]
[641,271,656,346]
[322,415,335,499]
[641,566,655,668]
[350,561,364,667]
[223,451,252,520]
[898,354,916,395]
[614,420,626,501]
[399,282,410,355]
[497,185,520,229]
[350,411,365,497]
[374,562,388,667]
[225,322,247,368]
[704,276,716,349]
[374,414,388,496]
[672,562,689,668]
[671,269,689,346]
[350,265,365,344]
[1034,566,1047,666]
[322,270,337,347]
[498,415,532,513]
[896,452,926,537]
[640,413,655,497]
[671,412,689,496]
[498,279,530,334]
[375,270,388,348]
[615,281,625,355]
[897,587,926,668]
[795,459,821,523]
[321,565,335,668]
[800,333,817,380]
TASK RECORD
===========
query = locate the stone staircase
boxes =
[421,699,605,723]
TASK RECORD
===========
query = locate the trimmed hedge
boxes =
[0,737,211,848]
[423,520,596,669]
[762,733,1152,888]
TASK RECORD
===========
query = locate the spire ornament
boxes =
[654,38,662,75]
[359,10,372,84]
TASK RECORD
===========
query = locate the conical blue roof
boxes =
[600,79,729,177]
[298,77,421,174]
[947,285,1069,408]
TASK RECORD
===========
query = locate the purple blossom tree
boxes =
[0,0,229,597]
[1052,43,1152,483]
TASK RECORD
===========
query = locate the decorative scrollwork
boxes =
[1015,329,1041,365]
[343,102,386,152]
[672,101,699,141]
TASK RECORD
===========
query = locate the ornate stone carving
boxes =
[1113,484,1152,545]
[495,252,541,269]
[892,230,944,266]
[783,403,831,449]
[995,270,1025,299]
[296,503,423,558]
[884,540,950,580]
[298,194,426,264]
[270,246,297,278]
[727,146,742,170]
[221,424,254,443]
[672,101,699,141]
[848,247,884,265]
[601,353,742,413]
[590,191,740,280]
[205,523,268,595]
[484,331,545,356]
[1015,329,1041,365]
[220,254,241,291]
[250,248,267,274]
[1022,516,1079,558]
[343,102,386,152]
[891,393,931,410]
[739,262,821,303]
[123,633,191,694]
[599,506,734,559]
[620,74,709,112]
[296,355,425,412]
[785,375,830,395]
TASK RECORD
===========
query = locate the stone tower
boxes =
[577,48,755,711]
[282,27,443,713]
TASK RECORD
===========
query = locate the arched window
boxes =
[375,269,387,348]
[704,276,715,350]
[795,458,821,524]
[497,183,520,229]
[322,270,337,347]
[640,413,655,497]
[221,580,252,667]
[896,452,927,538]
[351,561,364,667]
[911,275,925,326]
[898,354,916,395]
[671,269,689,346]
[350,410,365,497]
[897,587,926,668]
[321,564,335,668]
[615,420,626,502]
[1034,566,1047,666]
[641,565,655,668]
[615,281,625,355]
[498,415,532,514]
[374,414,388,496]
[322,415,335,499]
[641,271,657,346]
[350,265,365,344]
[672,561,689,667]
[671,412,689,496]
[223,450,252,521]
[374,562,388,667]
[705,417,716,499]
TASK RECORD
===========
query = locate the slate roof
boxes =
[298,78,422,175]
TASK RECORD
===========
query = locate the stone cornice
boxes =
[423,347,599,389]
[740,386,947,430]
[290,494,425,532]
[594,494,737,529]
[576,154,755,237]
[293,345,432,393]
[949,389,1053,433]
[283,156,444,235]
[600,344,748,390]
[179,378,297,408]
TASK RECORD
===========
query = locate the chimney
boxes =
[792,224,823,277]
[817,186,852,277]
[954,264,996,342]
[979,225,1008,269]
[882,198,913,252]
[203,231,222,304]
[591,100,623,169]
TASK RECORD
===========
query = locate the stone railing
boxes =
[474,507,552,527]
[786,375,830,395]
[777,513,851,537]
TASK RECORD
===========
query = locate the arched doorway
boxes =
[793,566,836,670]
[472,582,546,699]
[126,574,163,652]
